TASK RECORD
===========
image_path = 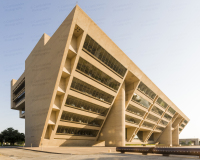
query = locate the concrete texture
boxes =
[10,5,189,147]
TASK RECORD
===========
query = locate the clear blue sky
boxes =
[0,0,200,139]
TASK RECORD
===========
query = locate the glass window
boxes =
[56,126,99,137]
[61,111,104,127]
[126,104,146,117]
[66,96,108,116]
[147,114,159,122]
[156,97,168,109]
[164,113,172,120]
[181,124,185,128]
[70,77,114,104]
[83,35,127,77]
[142,121,154,128]
[156,126,164,131]
[137,82,156,100]
[151,106,163,116]
[76,57,120,91]
[159,120,168,126]
[184,120,188,124]
[132,93,151,109]
[125,115,141,124]
[168,107,176,115]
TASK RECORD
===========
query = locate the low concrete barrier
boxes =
[116,147,200,158]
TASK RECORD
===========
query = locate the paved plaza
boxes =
[0,146,200,160]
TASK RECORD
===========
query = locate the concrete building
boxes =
[180,138,200,146]
[11,5,189,147]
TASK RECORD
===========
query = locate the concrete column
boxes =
[127,127,136,142]
[98,82,125,147]
[157,121,172,146]
[172,125,179,146]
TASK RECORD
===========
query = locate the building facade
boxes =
[11,5,189,147]
[179,138,200,146]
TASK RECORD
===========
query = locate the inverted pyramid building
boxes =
[11,5,189,147]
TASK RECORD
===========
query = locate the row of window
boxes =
[142,121,154,128]
[83,35,127,77]
[137,83,177,116]
[184,120,188,124]
[164,113,172,121]
[66,96,108,116]
[56,126,98,137]
[137,82,156,100]
[13,79,25,95]
[147,114,159,122]
[125,115,141,124]
[61,111,103,127]
[126,104,146,117]
[71,77,114,103]
[156,97,168,109]
[160,120,168,126]
[151,106,163,116]
[168,107,176,115]
[76,57,120,91]
[14,92,25,105]
[181,124,185,128]
[156,126,164,131]
[132,93,151,109]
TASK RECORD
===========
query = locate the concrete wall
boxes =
[11,5,190,147]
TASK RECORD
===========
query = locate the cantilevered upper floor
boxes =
[10,5,189,147]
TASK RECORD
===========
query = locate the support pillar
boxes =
[172,125,179,146]
[98,82,125,146]
[157,121,172,146]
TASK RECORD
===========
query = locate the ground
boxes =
[0,146,200,160]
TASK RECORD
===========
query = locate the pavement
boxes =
[0,146,200,160]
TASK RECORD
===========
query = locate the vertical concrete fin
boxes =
[11,79,17,109]
[157,121,172,146]
[143,131,151,142]
[25,6,77,147]
[172,125,179,146]
[126,127,137,142]
[98,82,125,147]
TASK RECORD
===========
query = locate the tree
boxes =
[1,127,25,145]
[188,141,192,145]
[0,133,3,145]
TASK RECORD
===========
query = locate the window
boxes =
[168,107,176,115]
[71,77,114,104]
[132,93,151,109]
[151,106,163,116]
[125,115,141,124]
[181,124,185,128]
[56,126,98,137]
[184,120,188,124]
[61,111,103,127]
[66,96,108,116]
[137,82,156,100]
[126,104,146,117]
[156,126,164,131]
[77,57,120,91]
[83,35,127,77]
[142,122,154,128]
[156,97,168,109]
[159,120,168,126]
[164,113,172,120]
[147,114,159,122]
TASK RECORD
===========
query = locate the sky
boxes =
[0,0,200,139]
